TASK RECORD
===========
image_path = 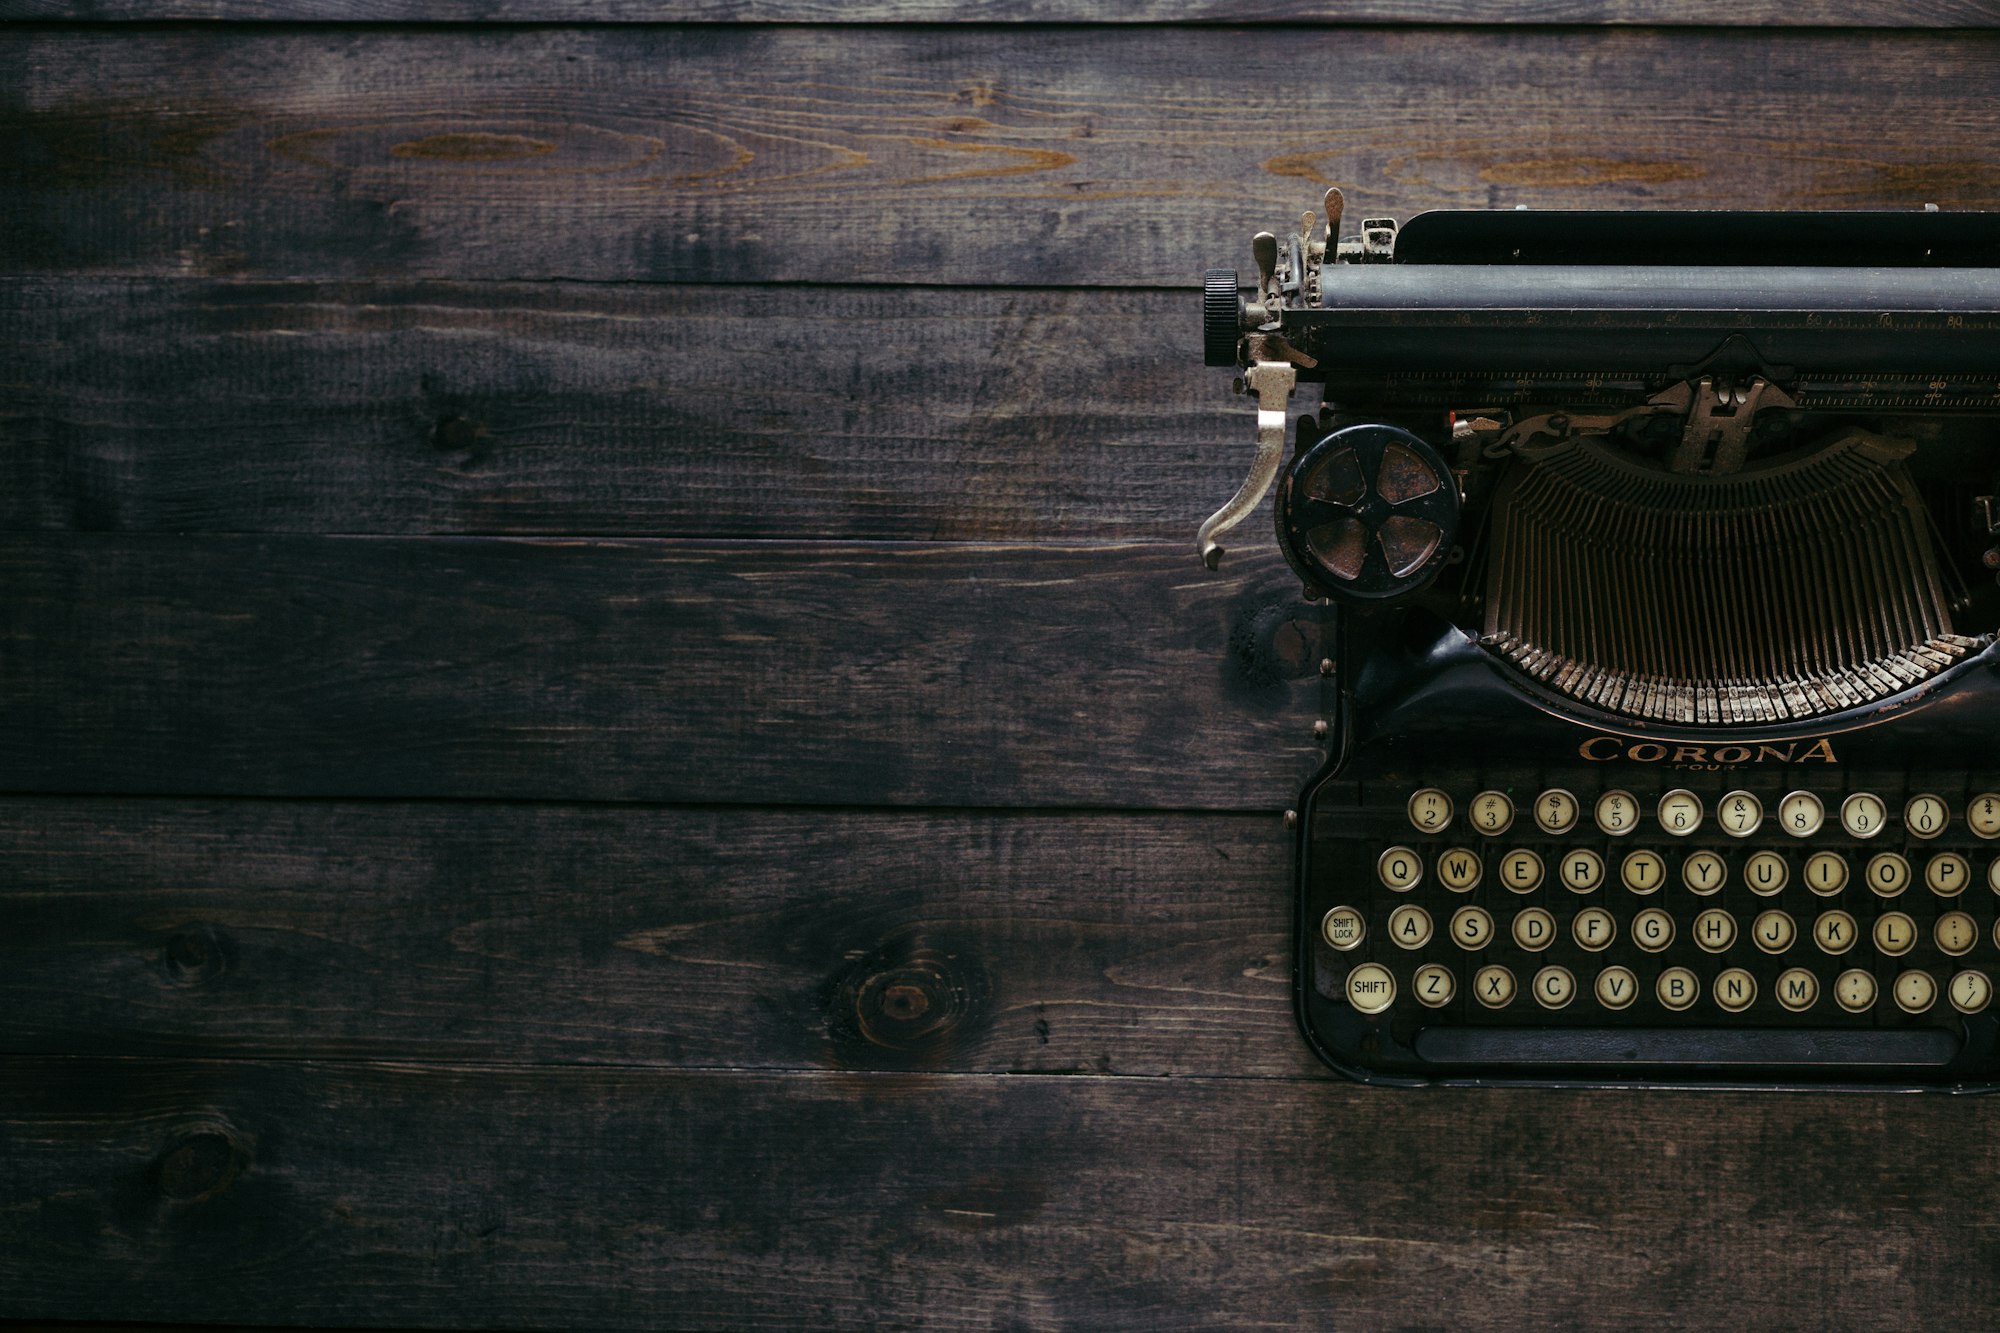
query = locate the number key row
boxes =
[1408,787,2000,839]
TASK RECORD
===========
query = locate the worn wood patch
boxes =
[0,280,1248,541]
[0,798,1312,1076]
[4,1058,1999,1329]
[0,536,1329,807]
[5,0,1996,24]
[7,27,2000,284]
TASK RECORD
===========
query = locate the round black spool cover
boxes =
[1277,423,1459,602]
[1204,269,1242,367]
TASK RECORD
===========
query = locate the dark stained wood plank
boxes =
[0,536,1329,807]
[5,1057,1999,1329]
[5,0,1997,21]
[0,280,1241,541]
[8,27,2000,285]
[0,799,1312,1076]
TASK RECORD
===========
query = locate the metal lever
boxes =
[1197,359,1297,570]
[1252,231,1279,293]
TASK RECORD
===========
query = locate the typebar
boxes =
[1414,1027,1961,1066]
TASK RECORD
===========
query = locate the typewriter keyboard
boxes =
[1311,784,2000,1064]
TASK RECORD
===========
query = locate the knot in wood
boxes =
[161,924,229,986]
[823,936,990,1070]
[432,414,485,452]
[154,1128,247,1203]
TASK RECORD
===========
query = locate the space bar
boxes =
[1414,1026,1960,1066]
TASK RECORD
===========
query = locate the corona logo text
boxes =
[1578,736,1838,765]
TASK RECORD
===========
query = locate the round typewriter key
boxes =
[1681,849,1727,896]
[1377,846,1423,891]
[1559,849,1604,894]
[1714,967,1757,1013]
[1835,969,1877,1013]
[1474,964,1516,1009]
[1813,910,1858,955]
[1499,848,1544,893]
[1321,906,1366,951]
[1775,967,1819,1012]
[1595,789,1640,836]
[1620,849,1665,895]
[1894,969,1938,1014]
[1572,906,1616,952]
[1717,790,1763,838]
[1744,851,1789,897]
[1408,788,1453,833]
[1413,963,1456,1008]
[1805,851,1849,896]
[1904,793,1949,840]
[1991,857,2000,893]
[1926,852,1970,897]
[1346,963,1397,1014]
[1656,966,1699,1011]
[1451,906,1495,950]
[1534,788,1580,835]
[1971,793,2000,839]
[1633,908,1675,953]
[1950,969,1992,1015]
[1840,792,1888,840]
[1533,965,1576,1010]
[1657,789,1702,836]
[1469,790,1514,835]
[1511,907,1556,952]
[1865,851,1910,898]
[1778,791,1825,838]
[1693,908,1737,954]
[1873,911,1917,957]
[1595,965,1639,1010]
[1752,909,1796,954]
[1437,848,1483,892]
[1387,904,1434,950]
[1935,911,1978,956]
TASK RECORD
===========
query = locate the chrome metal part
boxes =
[1252,231,1281,323]
[1198,358,1297,570]
[1666,375,1798,475]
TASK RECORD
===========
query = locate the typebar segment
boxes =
[1413,1026,1961,1066]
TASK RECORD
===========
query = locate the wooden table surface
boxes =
[5,6,2000,1328]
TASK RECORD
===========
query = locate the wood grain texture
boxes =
[6,1057,2000,1330]
[0,280,1241,541]
[0,798,1312,1076]
[9,26,2000,285]
[8,0,2000,24]
[0,536,1329,807]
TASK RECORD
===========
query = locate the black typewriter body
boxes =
[1199,197,2000,1089]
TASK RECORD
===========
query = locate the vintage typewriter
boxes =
[1201,190,2000,1088]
